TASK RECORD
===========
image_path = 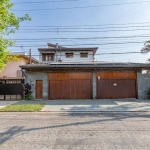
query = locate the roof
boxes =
[0,77,24,80]
[10,52,39,63]
[20,62,150,70]
[38,47,98,55]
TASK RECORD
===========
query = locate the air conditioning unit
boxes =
[57,56,63,62]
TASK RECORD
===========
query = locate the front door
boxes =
[36,80,43,99]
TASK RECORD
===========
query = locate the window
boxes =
[42,53,54,61]
[80,52,88,58]
[66,53,73,58]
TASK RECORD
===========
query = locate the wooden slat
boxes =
[36,80,43,99]
[48,73,70,81]
[49,81,70,99]
[49,72,92,99]
[97,79,136,99]
[48,72,92,80]
[96,72,137,80]
[70,80,92,99]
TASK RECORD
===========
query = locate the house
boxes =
[39,43,97,63]
[0,52,39,100]
[20,43,150,100]
[0,52,39,78]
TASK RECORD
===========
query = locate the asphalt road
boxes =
[0,112,150,150]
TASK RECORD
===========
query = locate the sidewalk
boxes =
[5,99,150,112]
[0,101,19,109]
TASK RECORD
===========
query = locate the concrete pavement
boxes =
[0,101,19,109]
[4,99,150,112]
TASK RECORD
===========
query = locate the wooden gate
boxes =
[49,72,92,99]
[96,72,137,99]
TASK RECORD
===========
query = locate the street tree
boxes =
[141,40,150,53]
[0,0,31,72]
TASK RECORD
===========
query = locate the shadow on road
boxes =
[0,112,150,145]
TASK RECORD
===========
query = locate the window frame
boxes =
[42,53,55,61]
[80,52,88,58]
[66,53,74,58]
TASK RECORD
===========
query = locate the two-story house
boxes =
[39,43,96,63]
[20,43,150,100]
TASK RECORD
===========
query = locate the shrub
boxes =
[147,87,150,99]
[22,83,33,100]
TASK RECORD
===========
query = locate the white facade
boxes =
[39,50,94,63]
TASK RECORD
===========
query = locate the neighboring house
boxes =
[0,52,39,78]
[39,43,97,63]
[20,43,150,100]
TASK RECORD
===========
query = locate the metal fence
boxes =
[0,78,24,100]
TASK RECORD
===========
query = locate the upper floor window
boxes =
[80,52,88,58]
[42,53,54,61]
[66,53,73,58]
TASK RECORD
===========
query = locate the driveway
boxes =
[11,99,150,112]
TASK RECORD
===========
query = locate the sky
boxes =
[9,0,150,63]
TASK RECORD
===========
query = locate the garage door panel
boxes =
[49,81,70,99]
[96,72,136,80]
[84,80,92,98]
[97,79,136,99]
[97,80,107,99]
[49,73,92,99]
[116,80,127,98]
[127,80,136,98]
[70,80,92,99]
[49,73,70,81]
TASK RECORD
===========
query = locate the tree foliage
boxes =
[144,40,150,45]
[0,0,31,72]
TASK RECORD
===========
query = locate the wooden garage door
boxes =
[49,73,92,99]
[97,72,137,99]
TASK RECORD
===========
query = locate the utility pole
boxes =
[29,49,32,64]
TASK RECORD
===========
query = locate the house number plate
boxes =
[113,83,117,86]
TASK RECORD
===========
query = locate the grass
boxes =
[0,104,45,112]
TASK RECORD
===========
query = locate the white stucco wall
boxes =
[39,51,94,63]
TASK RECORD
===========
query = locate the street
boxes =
[0,112,150,150]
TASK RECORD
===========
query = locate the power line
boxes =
[11,34,150,41]
[17,22,150,27]
[14,37,150,43]
[13,0,78,4]
[13,1,150,11]
[17,25,150,30]
[15,28,150,33]
[9,41,145,47]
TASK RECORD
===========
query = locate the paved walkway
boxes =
[7,99,150,112]
[0,101,19,109]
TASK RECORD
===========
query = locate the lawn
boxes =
[0,104,45,112]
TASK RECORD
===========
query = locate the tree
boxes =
[141,40,150,53]
[144,40,150,49]
[0,0,31,72]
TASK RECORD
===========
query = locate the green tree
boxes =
[0,0,31,72]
